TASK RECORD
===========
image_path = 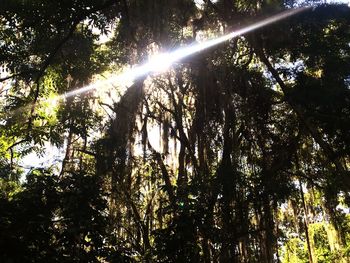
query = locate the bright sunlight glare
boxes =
[147,53,175,73]
[59,6,309,101]
[5,6,310,116]
[9,6,311,172]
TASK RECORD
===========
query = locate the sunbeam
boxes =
[60,6,309,100]
[3,6,310,119]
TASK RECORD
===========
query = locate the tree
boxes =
[0,0,349,262]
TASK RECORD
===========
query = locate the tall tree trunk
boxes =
[60,126,74,176]
[262,193,275,263]
[219,106,238,263]
[299,180,315,263]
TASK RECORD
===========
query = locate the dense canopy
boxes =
[0,0,350,262]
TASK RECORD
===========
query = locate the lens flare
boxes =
[2,7,310,119]
[60,7,309,100]
[147,53,174,73]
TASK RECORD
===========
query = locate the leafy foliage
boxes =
[0,0,350,262]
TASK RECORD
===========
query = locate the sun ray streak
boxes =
[61,7,309,99]
[2,7,310,120]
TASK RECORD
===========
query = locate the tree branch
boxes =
[255,48,349,188]
[141,109,177,209]
[0,70,38,82]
